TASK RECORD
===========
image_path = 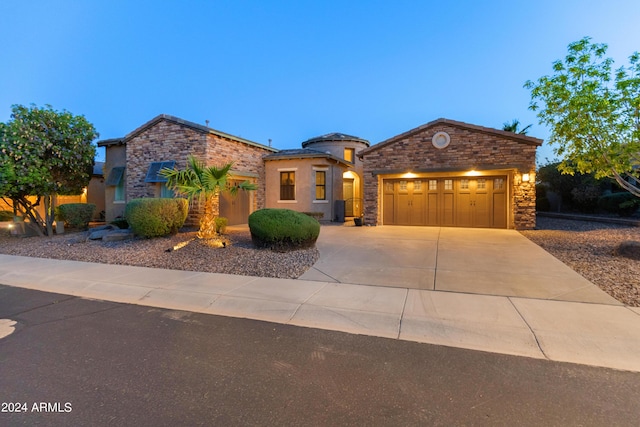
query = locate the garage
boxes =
[382,176,507,228]
[360,118,541,230]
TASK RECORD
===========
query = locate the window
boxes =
[494,178,505,190]
[429,180,437,191]
[280,171,295,200]
[399,180,408,191]
[145,160,175,183]
[444,179,453,190]
[460,179,469,190]
[344,148,355,163]
[160,183,174,198]
[315,171,326,200]
[477,179,486,190]
[115,179,125,202]
[384,181,394,192]
[106,166,125,202]
[414,180,422,191]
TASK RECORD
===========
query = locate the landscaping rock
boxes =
[87,229,114,240]
[614,241,640,261]
[102,230,134,242]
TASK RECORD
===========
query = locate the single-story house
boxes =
[359,118,542,229]
[98,115,541,230]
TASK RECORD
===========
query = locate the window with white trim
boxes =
[280,171,295,200]
[315,170,326,200]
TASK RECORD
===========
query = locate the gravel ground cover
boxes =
[1,218,638,306]
[520,216,640,307]
[0,227,319,279]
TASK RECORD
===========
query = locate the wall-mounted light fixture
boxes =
[522,173,530,182]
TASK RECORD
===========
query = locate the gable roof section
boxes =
[97,114,278,152]
[360,118,543,156]
[263,148,352,167]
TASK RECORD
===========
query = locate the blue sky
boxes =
[1,0,638,163]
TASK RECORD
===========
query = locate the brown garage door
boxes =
[383,177,507,228]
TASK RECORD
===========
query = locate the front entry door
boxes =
[220,180,250,225]
[343,179,354,217]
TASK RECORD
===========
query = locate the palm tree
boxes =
[159,155,256,239]
[502,119,532,135]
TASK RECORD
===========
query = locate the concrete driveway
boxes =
[300,224,620,305]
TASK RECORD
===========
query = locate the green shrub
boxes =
[535,184,550,212]
[0,210,13,222]
[56,203,96,229]
[536,197,550,212]
[598,192,639,217]
[125,198,189,238]
[249,208,320,251]
[215,217,228,234]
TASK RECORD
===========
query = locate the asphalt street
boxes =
[1,284,639,426]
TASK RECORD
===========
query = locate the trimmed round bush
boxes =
[56,203,96,229]
[249,208,320,251]
[598,192,639,217]
[125,198,189,238]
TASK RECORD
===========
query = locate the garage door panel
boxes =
[427,193,438,225]
[442,192,455,226]
[492,193,506,228]
[456,192,472,227]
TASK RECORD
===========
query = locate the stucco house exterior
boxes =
[263,148,351,222]
[98,115,541,230]
[97,115,277,224]
[359,118,542,229]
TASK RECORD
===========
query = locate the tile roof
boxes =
[263,148,352,167]
[302,132,370,148]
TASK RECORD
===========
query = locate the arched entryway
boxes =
[343,171,362,217]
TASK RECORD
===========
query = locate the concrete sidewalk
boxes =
[1,226,639,372]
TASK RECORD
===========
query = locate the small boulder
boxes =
[89,224,117,233]
[102,230,134,242]
[614,241,640,261]
[87,229,114,240]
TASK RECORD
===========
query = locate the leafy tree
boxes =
[0,104,98,235]
[537,160,611,212]
[525,37,640,197]
[502,119,532,135]
[159,155,256,239]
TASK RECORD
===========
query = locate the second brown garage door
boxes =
[383,177,507,228]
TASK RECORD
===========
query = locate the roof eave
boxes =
[264,152,352,167]
[361,118,543,156]
[120,114,278,152]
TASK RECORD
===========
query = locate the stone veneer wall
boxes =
[126,119,272,226]
[203,133,271,215]
[361,123,539,229]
